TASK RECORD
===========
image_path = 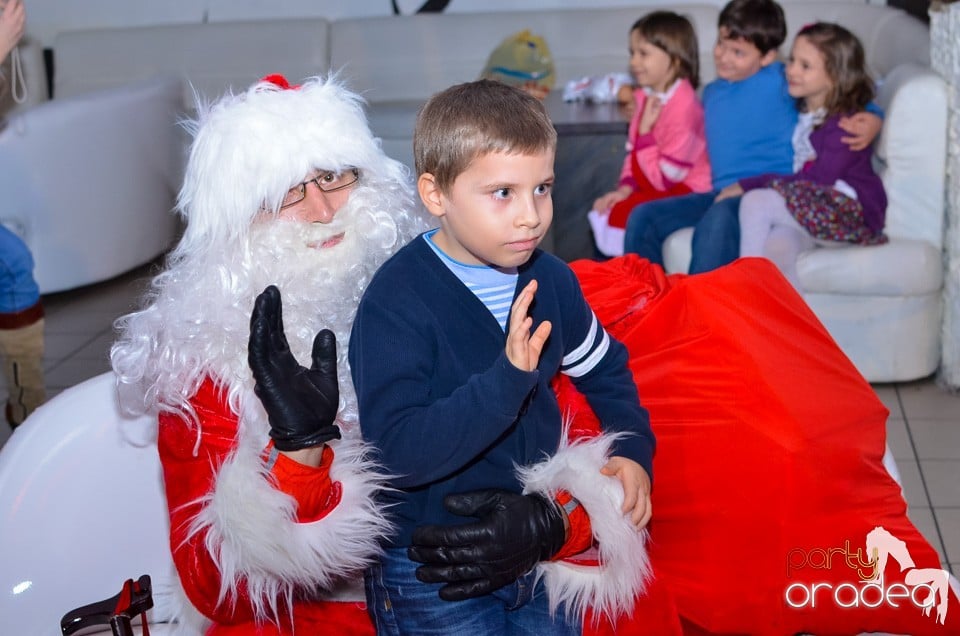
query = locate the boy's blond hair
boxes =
[414,79,557,193]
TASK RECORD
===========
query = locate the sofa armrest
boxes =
[874,63,948,247]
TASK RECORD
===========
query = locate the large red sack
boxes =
[564,256,957,635]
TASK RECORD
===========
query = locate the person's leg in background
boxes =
[688,196,741,274]
[623,192,717,267]
[0,317,45,427]
[738,188,782,256]
[737,188,815,289]
[762,226,815,290]
[0,226,46,428]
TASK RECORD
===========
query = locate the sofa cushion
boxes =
[663,232,941,297]
[804,292,942,382]
[874,65,948,246]
[662,227,694,275]
[798,238,943,295]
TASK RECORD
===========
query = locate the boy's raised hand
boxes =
[600,456,652,529]
[506,280,552,372]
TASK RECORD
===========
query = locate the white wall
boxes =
[23,0,869,47]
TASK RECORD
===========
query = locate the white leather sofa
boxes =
[36,2,947,382]
[0,76,183,294]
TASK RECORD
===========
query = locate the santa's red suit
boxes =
[156,379,381,634]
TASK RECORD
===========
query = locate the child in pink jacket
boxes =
[589,10,712,257]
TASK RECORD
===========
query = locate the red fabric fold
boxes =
[567,256,957,635]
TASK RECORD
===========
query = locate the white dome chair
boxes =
[0,372,179,635]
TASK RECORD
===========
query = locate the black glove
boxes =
[407,489,566,601]
[248,285,341,451]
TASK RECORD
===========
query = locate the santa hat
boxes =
[176,74,408,254]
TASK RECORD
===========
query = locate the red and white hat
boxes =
[176,74,408,253]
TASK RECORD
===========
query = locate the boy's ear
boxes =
[417,173,446,219]
[760,48,779,67]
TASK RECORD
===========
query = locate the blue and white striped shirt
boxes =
[424,230,518,331]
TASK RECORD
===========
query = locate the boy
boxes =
[350,79,655,634]
[623,0,880,273]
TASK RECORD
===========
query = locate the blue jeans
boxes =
[364,547,581,636]
[622,191,740,274]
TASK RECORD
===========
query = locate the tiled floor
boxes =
[1,262,959,576]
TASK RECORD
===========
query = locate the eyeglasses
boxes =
[280,168,360,209]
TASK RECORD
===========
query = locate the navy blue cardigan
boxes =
[349,236,654,546]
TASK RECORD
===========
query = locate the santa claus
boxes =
[110,74,650,635]
[110,74,430,634]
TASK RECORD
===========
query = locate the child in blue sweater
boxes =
[350,79,655,634]
[623,0,881,273]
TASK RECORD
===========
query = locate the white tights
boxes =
[738,188,816,289]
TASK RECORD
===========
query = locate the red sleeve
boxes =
[158,383,253,624]
[551,490,595,561]
[269,445,341,523]
[158,379,339,624]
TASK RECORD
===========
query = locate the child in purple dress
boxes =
[717,22,887,289]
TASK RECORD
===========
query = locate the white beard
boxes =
[112,180,430,437]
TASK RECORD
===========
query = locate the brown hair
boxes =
[632,11,701,90]
[413,79,557,193]
[718,0,786,55]
[795,22,874,117]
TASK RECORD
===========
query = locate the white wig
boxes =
[111,74,430,427]
[176,74,411,257]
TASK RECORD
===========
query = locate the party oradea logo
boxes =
[785,526,952,626]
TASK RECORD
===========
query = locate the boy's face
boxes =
[419,149,554,268]
[713,27,777,82]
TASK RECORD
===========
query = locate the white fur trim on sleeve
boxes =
[516,431,652,624]
[151,573,210,635]
[185,431,391,623]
